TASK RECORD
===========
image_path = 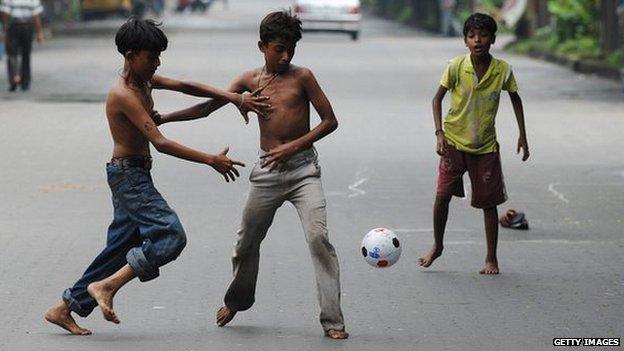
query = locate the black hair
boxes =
[115,17,168,55]
[463,13,497,37]
[259,10,302,44]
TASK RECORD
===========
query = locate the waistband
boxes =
[258,147,318,170]
[109,155,152,170]
[259,146,317,161]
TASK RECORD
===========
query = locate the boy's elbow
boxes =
[199,101,214,117]
[329,118,338,132]
[152,137,170,153]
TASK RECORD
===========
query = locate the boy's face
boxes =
[128,50,161,81]
[464,28,495,58]
[259,38,296,73]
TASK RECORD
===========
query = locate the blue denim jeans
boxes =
[224,147,345,332]
[63,160,186,317]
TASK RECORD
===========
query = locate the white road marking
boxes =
[548,182,570,203]
[348,178,368,198]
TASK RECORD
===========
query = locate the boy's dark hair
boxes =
[259,10,302,44]
[463,13,497,37]
[115,17,168,55]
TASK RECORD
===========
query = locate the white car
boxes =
[294,0,362,41]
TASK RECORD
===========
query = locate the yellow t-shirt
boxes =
[440,53,518,154]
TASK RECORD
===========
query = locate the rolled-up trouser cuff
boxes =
[224,297,254,313]
[126,247,159,282]
[321,322,346,333]
[62,289,91,318]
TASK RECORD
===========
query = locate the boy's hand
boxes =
[150,110,164,126]
[517,137,530,161]
[237,92,271,124]
[208,147,245,182]
[259,142,299,171]
[436,133,448,156]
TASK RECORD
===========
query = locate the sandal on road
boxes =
[500,209,529,230]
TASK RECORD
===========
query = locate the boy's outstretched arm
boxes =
[152,100,218,125]
[261,69,337,170]
[509,91,529,161]
[151,74,269,124]
[116,91,245,182]
[432,85,448,156]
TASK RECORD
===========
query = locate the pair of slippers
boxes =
[499,209,529,230]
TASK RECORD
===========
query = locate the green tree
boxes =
[548,0,599,42]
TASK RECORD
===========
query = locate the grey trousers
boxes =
[224,147,345,332]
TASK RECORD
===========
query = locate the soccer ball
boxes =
[361,228,401,268]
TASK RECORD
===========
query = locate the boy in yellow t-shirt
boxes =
[418,13,529,275]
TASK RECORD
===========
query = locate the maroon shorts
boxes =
[436,144,507,208]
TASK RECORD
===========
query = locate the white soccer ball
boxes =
[361,228,401,268]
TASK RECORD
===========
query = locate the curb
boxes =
[526,48,622,81]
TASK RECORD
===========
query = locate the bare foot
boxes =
[87,281,120,324]
[216,306,237,327]
[479,260,499,275]
[417,246,443,268]
[325,329,349,339]
[44,300,92,335]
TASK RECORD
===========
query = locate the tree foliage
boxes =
[547,0,600,42]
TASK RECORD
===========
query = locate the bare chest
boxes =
[138,87,154,112]
[256,77,306,111]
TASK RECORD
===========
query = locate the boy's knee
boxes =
[232,239,260,261]
[232,225,266,258]
[308,233,334,256]
[168,224,187,259]
[482,206,498,215]
[435,194,452,205]
[152,221,187,265]
[172,231,187,256]
[436,193,452,201]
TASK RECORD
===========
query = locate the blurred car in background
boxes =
[80,0,131,19]
[176,0,213,13]
[294,0,361,41]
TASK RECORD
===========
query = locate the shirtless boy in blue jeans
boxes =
[43,18,269,335]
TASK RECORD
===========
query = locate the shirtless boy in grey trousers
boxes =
[156,11,348,339]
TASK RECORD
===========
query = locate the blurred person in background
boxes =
[0,0,44,91]
[439,0,459,37]
[0,22,4,61]
[150,0,164,17]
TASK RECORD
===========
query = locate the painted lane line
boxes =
[548,182,570,203]
[348,178,368,198]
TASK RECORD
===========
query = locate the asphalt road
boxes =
[1,1,623,350]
